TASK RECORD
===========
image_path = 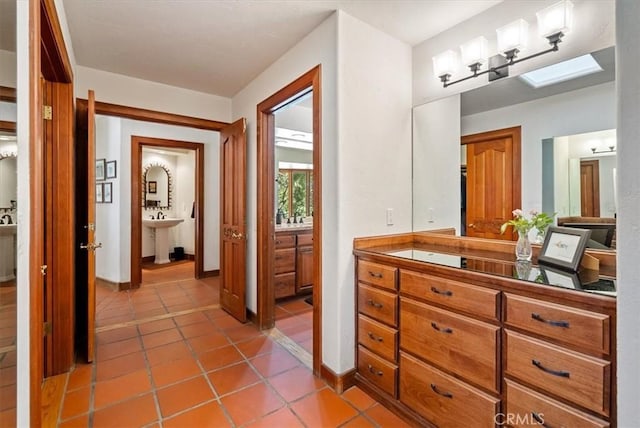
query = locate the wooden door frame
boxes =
[131,136,206,287]
[29,0,74,424]
[461,126,522,239]
[257,65,322,375]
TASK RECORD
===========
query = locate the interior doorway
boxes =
[257,66,322,375]
[131,136,205,288]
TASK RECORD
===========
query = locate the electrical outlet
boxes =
[386,208,394,225]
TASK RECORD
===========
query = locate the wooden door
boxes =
[580,160,600,217]
[463,127,521,240]
[75,90,99,362]
[220,118,247,322]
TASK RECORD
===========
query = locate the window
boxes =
[277,169,313,219]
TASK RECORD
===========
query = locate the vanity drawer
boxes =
[357,260,397,291]
[358,346,397,397]
[400,298,499,392]
[274,273,295,299]
[297,232,313,247]
[358,314,397,362]
[505,380,609,428]
[504,293,610,355]
[275,234,296,249]
[358,283,397,327]
[399,352,499,428]
[400,270,499,321]
[505,330,610,416]
[274,248,295,274]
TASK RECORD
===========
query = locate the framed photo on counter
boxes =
[538,226,591,271]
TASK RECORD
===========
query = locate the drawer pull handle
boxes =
[430,286,453,297]
[275,255,283,260]
[367,364,383,376]
[531,412,549,427]
[531,313,570,328]
[430,383,453,399]
[367,332,383,342]
[532,359,570,378]
[367,299,383,309]
[368,271,383,279]
[275,240,281,244]
[431,322,453,334]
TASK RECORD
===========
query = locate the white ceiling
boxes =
[61,0,501,97]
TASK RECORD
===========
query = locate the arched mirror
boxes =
[142,163,172,209]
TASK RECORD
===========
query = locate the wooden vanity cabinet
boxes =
[353,237,615,428]
[274,228,313,299]
[296,232,313,293]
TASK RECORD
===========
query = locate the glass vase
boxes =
[516,230,532,261]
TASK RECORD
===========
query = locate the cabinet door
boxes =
[296,245,313,293]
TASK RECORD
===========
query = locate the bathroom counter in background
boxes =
[353,229,616,428]
[274,227,313,299]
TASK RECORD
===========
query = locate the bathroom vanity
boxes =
[353,230,616,428]
[274,225,313,299]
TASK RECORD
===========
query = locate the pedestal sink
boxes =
[0,224,17,281]
[142,218,184,264]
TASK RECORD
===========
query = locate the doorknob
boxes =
[80,242,103,251]
[468,223,475,228]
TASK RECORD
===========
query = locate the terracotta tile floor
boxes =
[275,296,314,355]
[58,263,408,427]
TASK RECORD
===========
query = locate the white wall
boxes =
[413,0,615,105]
[462,81,616,214]
[413,95,461,232]
[175,151,196,255]
[334,11,412,372]
[75,66,232,123]
[616,0,640,425]
[95,116,123,282]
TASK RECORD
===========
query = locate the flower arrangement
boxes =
[500,209,555,236]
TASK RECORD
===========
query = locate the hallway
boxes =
[55,263,408,427]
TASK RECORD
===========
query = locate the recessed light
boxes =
[519,54,603,88]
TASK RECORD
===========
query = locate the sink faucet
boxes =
[0,214,12,225]
[157,211,164,219]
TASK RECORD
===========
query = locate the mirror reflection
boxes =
[143,164,171,209]
[0,1,17,415]
[413,46,617,253]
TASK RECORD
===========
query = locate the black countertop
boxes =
[377,247,616,298]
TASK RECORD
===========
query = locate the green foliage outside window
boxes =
[277,169,312,219]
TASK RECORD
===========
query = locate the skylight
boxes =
[519,54,603,88]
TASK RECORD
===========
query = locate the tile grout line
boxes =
[95,304,221,333]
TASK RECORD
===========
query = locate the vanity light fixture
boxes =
[433,0,574,88]
[591,145,616,155]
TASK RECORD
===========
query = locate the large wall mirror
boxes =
[413,45,617,253]
[143,163,172,209]
[0,0,17,422]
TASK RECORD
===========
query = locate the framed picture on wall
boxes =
[103,182,113,203]
[95,183,103,203]
[106,160,117,179]
[148,181,157,194]
[96,158,106,181]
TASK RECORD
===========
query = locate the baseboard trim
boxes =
[202,269,220,278]
[320,365,356,394]
[247,309,258,325]
[142,255,155,263]
[96,277,135,291]
[142,253,195,263]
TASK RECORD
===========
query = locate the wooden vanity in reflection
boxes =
[274,225,313,299]
[353,230,616,428]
